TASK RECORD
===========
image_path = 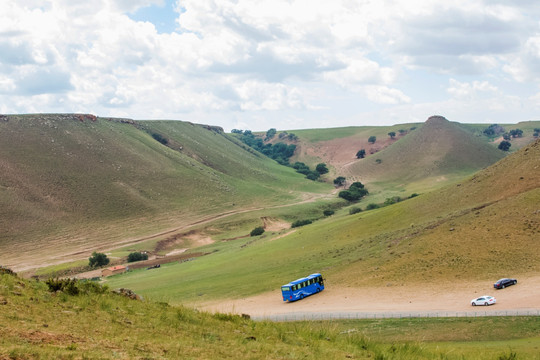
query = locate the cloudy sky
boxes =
[1,0,540,131]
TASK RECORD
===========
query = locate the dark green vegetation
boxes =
[127,252,148,263]
[88,252,109,268]
[2,273,540,359]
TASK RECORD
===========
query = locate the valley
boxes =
[2,113,540,359]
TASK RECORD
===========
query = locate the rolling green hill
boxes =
[106,138,540,302]
[275,116,539,200]
[0,114,330,271]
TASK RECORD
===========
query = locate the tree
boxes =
[265,128,277,140]
[89,252,109,268]
[338,182,368,202]
[250,227,265,236]
[231,129,243,134]
[315,163,328,175]
[502,133,511,141]
[368,136,376,144]
[356,149,366,159]
[534,128,540,137]
[498,140,511,151]
[509,129,523,138]
[483,124,505,137]
[388,131,396,139]
[127,252,149,263]
[333,176,346,186]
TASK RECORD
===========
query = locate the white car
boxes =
[471,295,496,306]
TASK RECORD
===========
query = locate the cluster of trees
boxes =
[235,130,297,165]
[483,124,506,137]
[292,162,328,180]
[502,129,523,140]
[338,182,368,201]
[127,252,149,263]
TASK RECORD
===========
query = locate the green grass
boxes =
[0,115,331,271]
[2,273,540,359]
[105,139,540,303]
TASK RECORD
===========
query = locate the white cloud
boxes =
[0,0,539,130]
[447,79,498,100]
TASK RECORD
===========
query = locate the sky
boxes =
[1,1,540,132]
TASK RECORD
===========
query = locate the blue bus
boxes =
[281,273,324,302]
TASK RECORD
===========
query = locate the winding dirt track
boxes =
[198,275,540,320]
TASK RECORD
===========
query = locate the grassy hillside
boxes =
[2,272,540,359]
[106,138,540,302]
[277,117,539,201]
[0,114,330,272]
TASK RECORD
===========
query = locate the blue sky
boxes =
[1,0,540,131]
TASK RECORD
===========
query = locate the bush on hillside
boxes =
[151,133,168,145]
[127,252,149,263]
[368,136,376,144]
[356,149,366,159]
[498,141,511,151]
[250,226,265,236]
[291,219,313,228]
[323,210,334,216]
[338,182,368,202]
[349,207,362,215]
[306,171,320,180]
[366,203,379,210]
[89,252,110,268]
[333,176,346,186]
[0,266,16,276]
[315,163,329,175]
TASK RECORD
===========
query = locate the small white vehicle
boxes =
[471,295,496,306]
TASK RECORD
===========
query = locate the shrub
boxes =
[366,203,379,210]
[384,197,401,206]
[356,149,366,159]
[315,163,328,175]
[291,219,313,228]
[250,227,265,236]
[45,278,80,295]
[151,133,168,145]
[349,207,362,215]
[127,252,149,263]
[323,210,334,216]
[498,140,511,151]
[89,252,110,268]
[333,176,346,186]
[306,171,320,180]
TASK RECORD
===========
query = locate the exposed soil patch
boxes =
[261,217,290,232]
[198,275,540,318]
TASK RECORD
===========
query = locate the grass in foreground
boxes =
[2,273,539,359]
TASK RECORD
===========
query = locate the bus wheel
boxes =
[300,294,304,300]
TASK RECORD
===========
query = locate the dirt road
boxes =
[198,275,540,319]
